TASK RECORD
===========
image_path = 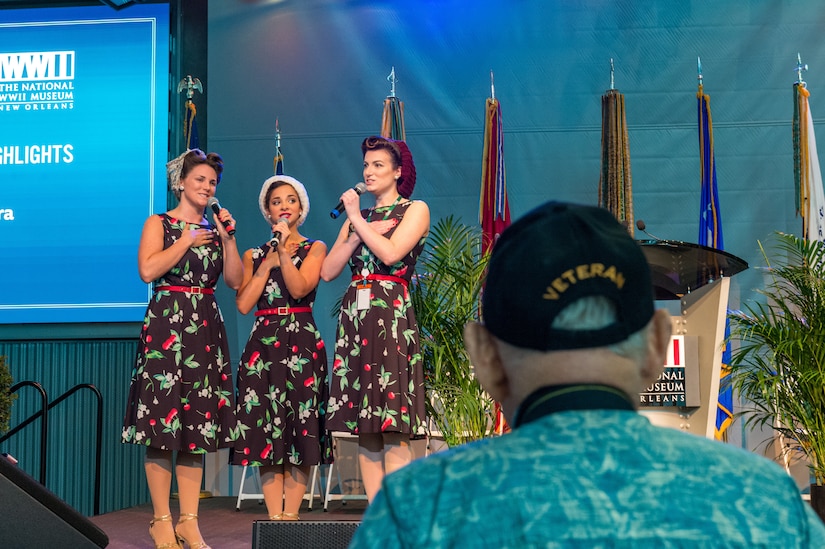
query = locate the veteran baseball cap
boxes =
[482,201,655,351]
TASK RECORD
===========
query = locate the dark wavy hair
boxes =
[182,149,224,184]
[361,136,416,198]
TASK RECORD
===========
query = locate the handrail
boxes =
[0,381,48,484]
[0,382,104,515]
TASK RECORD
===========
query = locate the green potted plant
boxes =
[726,232,825,518]
[410,216,497,447]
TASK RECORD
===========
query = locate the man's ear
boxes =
[641,309,672,385]
[463,322,510,403]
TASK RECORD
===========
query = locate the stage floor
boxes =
[89,496,366,549]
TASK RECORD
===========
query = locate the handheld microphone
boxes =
[330,183,367,219]
[269,216,289,248]
[635,219,663,241]
[207,197,236,235]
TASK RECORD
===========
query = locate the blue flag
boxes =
[697,85,732,440]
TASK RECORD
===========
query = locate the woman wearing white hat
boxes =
[230,174,330,521]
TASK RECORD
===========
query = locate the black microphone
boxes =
[636,219,663,241]
[330,182,367,219]
[269,216,289,248]
[207,197,235,235]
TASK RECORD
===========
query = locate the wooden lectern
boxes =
[636,239,748,439]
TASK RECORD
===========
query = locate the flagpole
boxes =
[388,66,397,98]
[176,75,203,152]
[797,53,808,87]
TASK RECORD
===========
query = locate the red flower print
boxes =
[165,408,178,424]
[260,443,272,459]
[333,358,343,370]
[393,299,402,308]
[189,443,197,451]
[381,418,393,431]
[248,351,261,367]
[218,397,228,409]
[162,334,177,350]
[304,376,316,388]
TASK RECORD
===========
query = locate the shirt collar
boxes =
[511,384,635,428]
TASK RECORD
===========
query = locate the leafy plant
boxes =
[727,232,825,484]
[0,356,17,434]
[410,216,496,447]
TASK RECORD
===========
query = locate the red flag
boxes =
[480,94,511,434]
[479,97,510,253]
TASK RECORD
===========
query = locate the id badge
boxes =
[356,283,372,310]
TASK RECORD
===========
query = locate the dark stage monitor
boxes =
[0,2,170,324]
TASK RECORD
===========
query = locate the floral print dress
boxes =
[122,214,236,453]
[229,240,331,467]
[326,201,427,437]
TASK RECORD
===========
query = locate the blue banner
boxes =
[0,4,169,323]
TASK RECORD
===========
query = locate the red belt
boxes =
[351,274,408,288]
[255,307,313,316]
[155,285,214,295]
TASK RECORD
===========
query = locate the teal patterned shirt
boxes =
[350,409,825,548]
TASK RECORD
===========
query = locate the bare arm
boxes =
[320,221,360,282]
[213,209,243,290]
[279,240,327,300]
[347,200,430,266]
[137,215,211,283]
[235,248,267,315]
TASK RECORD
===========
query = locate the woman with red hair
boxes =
[321,136,429,502]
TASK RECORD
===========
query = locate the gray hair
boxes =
[551,295,649,361]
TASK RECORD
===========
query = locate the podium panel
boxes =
[636,240,747,439]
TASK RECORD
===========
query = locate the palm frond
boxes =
[410,216,496,445]
[727,232,825,483]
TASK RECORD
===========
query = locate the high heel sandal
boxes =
[281,512,300,521]
[268,514,283,520]
[174,513,211,549]
[149,515,181,549]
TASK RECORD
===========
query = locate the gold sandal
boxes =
[149,515,181,549]
[281,512,300,521]
[175,513,211,549]
[268,514,283,520]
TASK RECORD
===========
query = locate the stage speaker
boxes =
[252,519,360,549]
[0,455,108,549]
